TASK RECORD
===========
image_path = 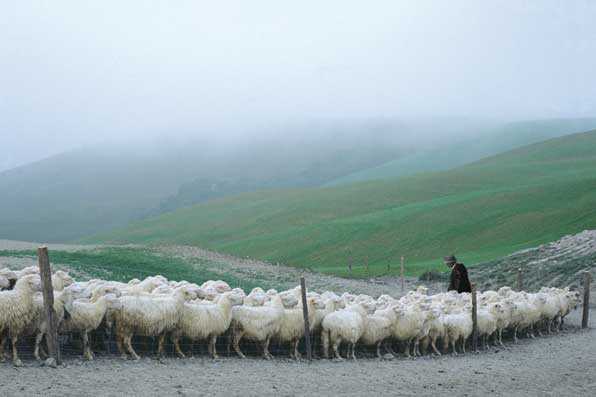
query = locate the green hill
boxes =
[0,122,407,242]
[92,129,596,277]
[327,118,596,185]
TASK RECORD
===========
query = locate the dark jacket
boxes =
[448,263,472,293]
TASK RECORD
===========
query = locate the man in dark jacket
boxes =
[445,255,472,293]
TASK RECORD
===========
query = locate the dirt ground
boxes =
[0,310,593,397]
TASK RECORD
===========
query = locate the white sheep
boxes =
[321,303,368,360]
[60,292,122,360]
[275,297,320,359]
[442,306,473,355]
[392,303,430,358]
[230,294,285,359]
[172,291,244,358]
[0,274,41,366]
[112,287,197,360]
[25,284,89,361]
[51,270,74,291]
[361,305,404,358]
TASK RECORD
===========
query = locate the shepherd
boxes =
[445,255,472,293]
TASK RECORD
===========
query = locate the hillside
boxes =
[470,229,596,292]
[92,129,596,276]
[327,118,596,185]
[0,121,407,242]
[1,118,593,243]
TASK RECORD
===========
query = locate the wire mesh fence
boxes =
[1,246,592,365]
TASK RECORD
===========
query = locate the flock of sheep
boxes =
[0,266,581,366]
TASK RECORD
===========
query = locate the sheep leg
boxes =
[538,323,543,337]
[157,334,168,358]
[34,331,44,361]
[293,339,301,360]
[82,332,94,360]
[442,335,450,353]
[263,337,273,360]
[207,336,217,359]
[451,339,457,356]
[403,339,411,358]
[332,338,342,360]
[232,331,246,359]
[350,342,357,360]
[513,327,519,343]
[413,340,420,357]
[173,336,186,359]
[376,341,382,359]
[431,338,441,356]
[125,335,140,361]
[0,336,6,363]
[11,336,22,367]
[461,337,467,354]
[116,335,127,359]
[384,340,397,357]
[321,330,330,359]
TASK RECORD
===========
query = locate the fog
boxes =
[1,1,595,171]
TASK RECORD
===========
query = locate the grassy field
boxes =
[91,130,596,277]
[0,247,268,291]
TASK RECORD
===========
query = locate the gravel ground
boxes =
[0,310,593,397]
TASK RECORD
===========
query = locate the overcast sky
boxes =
[1,1,595,171]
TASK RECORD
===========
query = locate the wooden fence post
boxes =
[582,271,590,329]
[300,277,312,360]
[400,256,405,294]
[348,256,352,278]
[387,260,390,273]
[471,283,478,352]
[517,267,524,291]
[38,246,61,365]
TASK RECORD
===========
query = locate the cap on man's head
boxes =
[444,255,457,264]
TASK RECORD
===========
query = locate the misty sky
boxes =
[1,1,596,171]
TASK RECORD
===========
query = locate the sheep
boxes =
[0,268,17,290]
[112,287,197,360]
[392,303,430,358]
[122,275,167,296]
[442,306,473,355]
[244,287,268,307]
[24,284,90,361]
[0,276,9,291]
[361,305,404,358]
[16,266,39,279]
[510,294,541,342]
[51,270,74,291]
[476,304,499,350]
[60,292,122,360]
[311,295,343,357]
[201,280,231,294]
[492,299,514,347]
[172,291,244,358]
[230,294,285,359]
[321,303,368,360]
[0,274,41,366]
[275,297,321,359]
